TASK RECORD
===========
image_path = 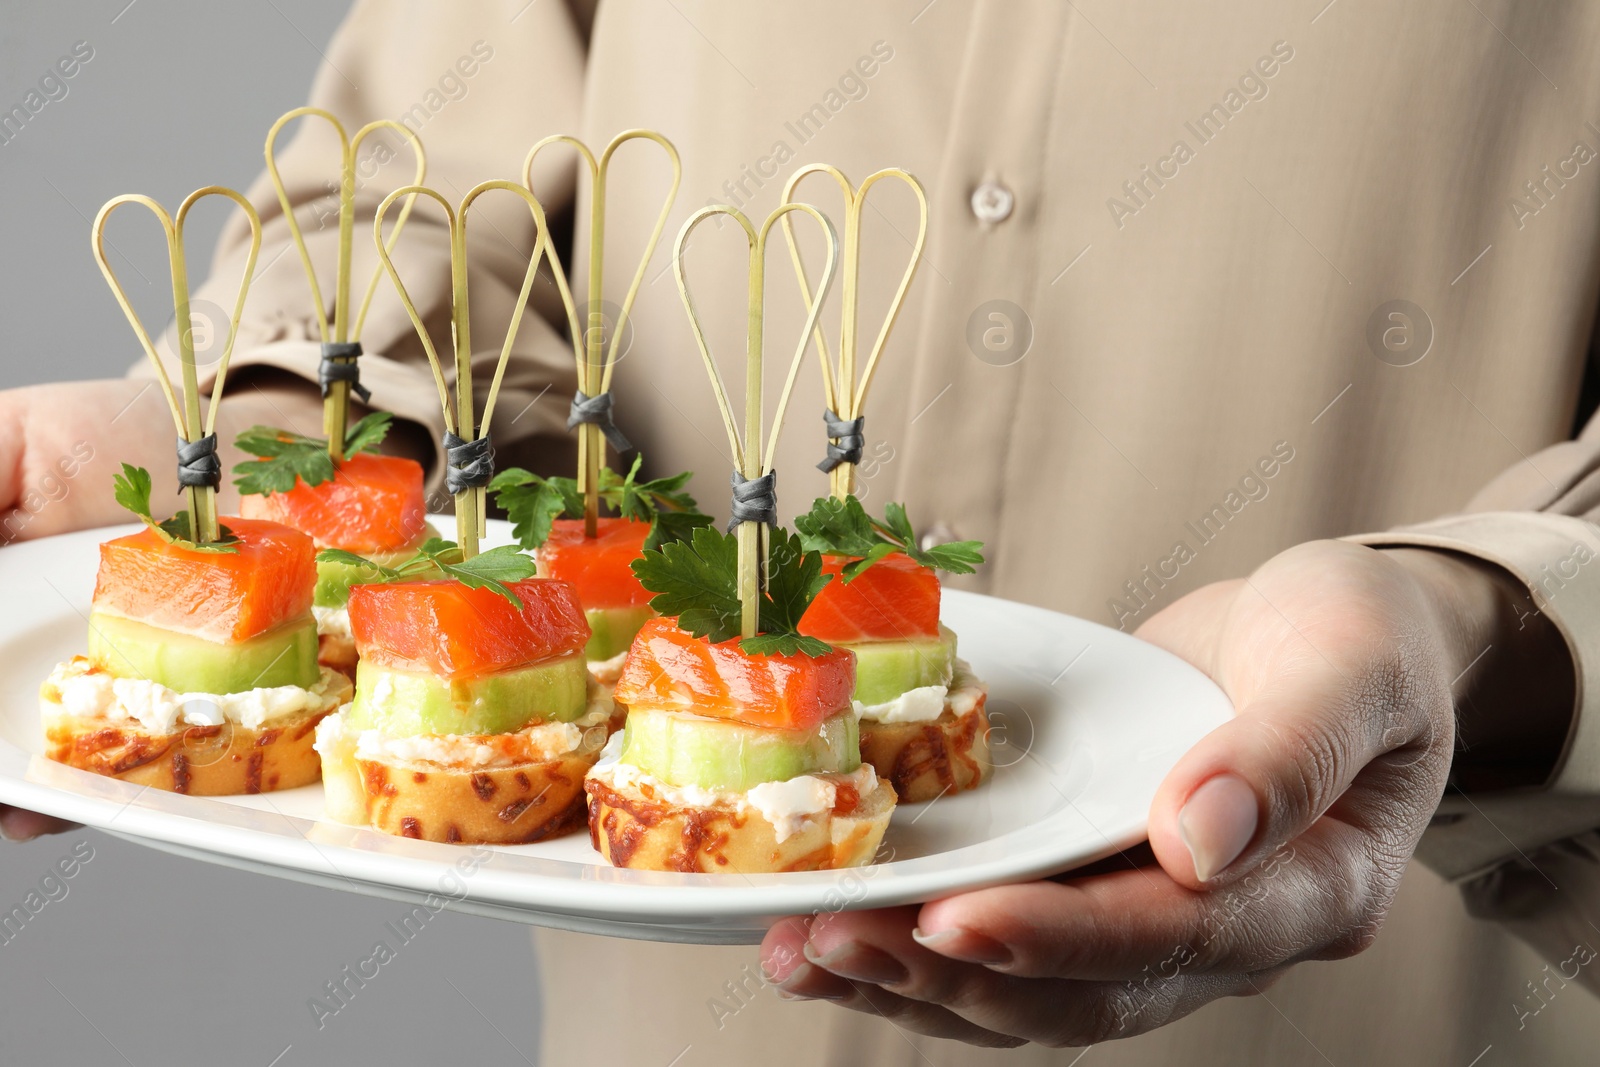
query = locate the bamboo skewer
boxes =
[673,204,838,639]
[92,188,263,545]
[264,109,427,460]
[372,182,555,559]
[778,167,928,500]
[524,131,681,537]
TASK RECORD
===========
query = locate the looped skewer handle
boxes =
[92,187,263,543]
[524,130,681,534]
[372,180,556,558]
[265,107,427,457]
[673,202,838,639]
[779,165,928,499]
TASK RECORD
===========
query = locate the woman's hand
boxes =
[0,376,327,543]
[760,539,1563,1047]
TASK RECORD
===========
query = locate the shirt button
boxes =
[920,522,959,551]
[970,181,1014,224]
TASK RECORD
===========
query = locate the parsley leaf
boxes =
[630,524,742,642]
[341,411,393,457]
[315,547,402,581]
[421,541,537,608]
[490,468,583,549]
[157,512,240,552]
[794,495,985,581]
[793,494,880,558]
[760,527,831,637]
[738,633,834,658]
[112,463,154,523]
[317,538,536,608]
[492,454,711,552]
[605,456,714,550]
[112,463,239,553]
[631,523,835,656]
[231,412,392,497]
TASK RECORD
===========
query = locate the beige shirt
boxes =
[165,1,1600,1061]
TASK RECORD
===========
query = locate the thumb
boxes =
[1145,681,1415,891]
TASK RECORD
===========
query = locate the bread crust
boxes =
[43,705,337,796]
[585,771,896,873]
[317,703,623,844]
[858,693,991,803]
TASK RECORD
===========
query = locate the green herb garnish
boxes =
[317,537,536,608]
[491,454,712,553]
[630,524,833,657]
[794,495,984,583]
[231,411,393,497]
[112,463,239,553]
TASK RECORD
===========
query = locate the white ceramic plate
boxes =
[0,521,1232,944]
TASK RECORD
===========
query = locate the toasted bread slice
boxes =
[318,633,359,682]
[585,768,896,873]
[315,697,621,844]
[356,747,597,844]
[858,693,991,803]
[41,664,350,796]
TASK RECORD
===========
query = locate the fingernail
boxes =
[804,940,908,985]
[912,926,1013,967]
[775,962,849,1000]
[1178,773,1258,882]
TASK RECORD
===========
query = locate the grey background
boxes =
[0,3,546,1064]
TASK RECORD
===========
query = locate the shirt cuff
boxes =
[1350,511,1600,879]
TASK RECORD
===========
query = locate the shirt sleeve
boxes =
[1349,411,1600,960]
[132,0,588,494]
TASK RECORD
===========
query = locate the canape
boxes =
[41,494,349,795]
[315,562,613,843]
[796,499,991,802]
[236,416,434,679]
[243,107,433,679]
[586,617,894,873]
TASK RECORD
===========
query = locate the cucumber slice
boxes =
[88,611,320,694]
[344,653,589,737]
[314,557,374,609]
[585,605,653,662]
[313,526,441,608]
[846,625,958,705]
[620,708,859,791]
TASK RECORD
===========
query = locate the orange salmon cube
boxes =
[613,618,855,731]
[798,552,942,643]
[348,578,590,678]
[537,517,653,609]
[92,517,316,643]
[239,453,427,553]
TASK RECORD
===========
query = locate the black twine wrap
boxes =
[443,431,496,496]
[566,389,631,453]
[319,341,371,404]
[726,469,778,532]
[176,433,221,491]
[817,408,865,473]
